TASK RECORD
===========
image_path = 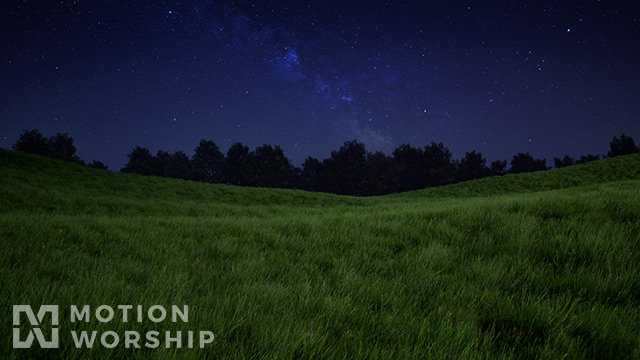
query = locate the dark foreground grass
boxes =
[1,149,639,359]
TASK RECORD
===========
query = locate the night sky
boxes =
[1,1,639,170]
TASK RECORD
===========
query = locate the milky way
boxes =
[1,1,638,169]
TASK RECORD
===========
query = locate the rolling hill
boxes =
[1,148,639,359]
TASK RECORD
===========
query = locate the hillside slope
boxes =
[0,149,363,217]
[2,148,640,212]
[1,148,639,359]
[392,152,640,198]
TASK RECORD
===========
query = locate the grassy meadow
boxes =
[1,148,640,359]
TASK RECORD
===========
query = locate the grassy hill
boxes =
[393,153,640,198]
[1,148,639,359]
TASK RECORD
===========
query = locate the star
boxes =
[1,0,637,172]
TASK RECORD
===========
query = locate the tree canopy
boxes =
[13,129,638,196]
[608,133,639,157]
[12,129,83,164]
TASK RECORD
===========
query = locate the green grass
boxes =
[1,148,639,359]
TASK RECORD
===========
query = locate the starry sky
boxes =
[1,0,639,169]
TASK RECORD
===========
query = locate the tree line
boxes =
[11,129,109,169]
[12,129,640,196]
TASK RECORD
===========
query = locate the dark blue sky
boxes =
[1,0,638,170]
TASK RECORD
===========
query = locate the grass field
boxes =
[1,148,640,359]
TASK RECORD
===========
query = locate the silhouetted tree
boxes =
[490,160,507,175]
[191,139,224,182]
[88,160,108,170]
[553,155,575,168]
[322,140,370,195]
[509,152,548,174]
[48,132,80,163]
[608,133,639,157]
[150,150,171,177]
[290,166,303,189]
[458,151,492,181]
[224,142,255,186]
[121,146,154,175]
[13,129,98,165]
[12,129,50,156]
[576,153,601,164]
[300,157,323,192]
[366,151,397,195]
[165,151,192,179]
[423,142,455,186]
[253,144,296,188]
[26,126,634,195]
[392,144,427,192]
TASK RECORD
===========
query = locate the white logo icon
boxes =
[13,305,59,348]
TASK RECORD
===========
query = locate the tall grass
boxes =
[1,149,639,359]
